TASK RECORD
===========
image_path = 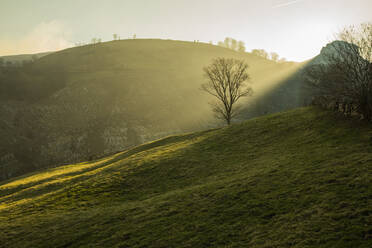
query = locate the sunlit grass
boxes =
[0,133,208,211]
[0,107,371,248]
[0,159,109,190]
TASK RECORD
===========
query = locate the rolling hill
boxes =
[0,52,52,64]
[0,39,305,180]
[0,107,371,247]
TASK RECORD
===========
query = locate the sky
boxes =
[0,0,371,61]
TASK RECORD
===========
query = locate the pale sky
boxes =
[0,0,371,61]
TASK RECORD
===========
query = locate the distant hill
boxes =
[0,39,305,180]
[0,52,52,64]
[0,107,371,247]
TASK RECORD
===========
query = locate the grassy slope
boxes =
[0,39,304,181]
[2,39,300,115]
[0,107,371,248]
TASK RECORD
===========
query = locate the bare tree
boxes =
[238,41,246,53]
[217,38,245,52]
[270,52,279,62]
[252,49,269,59]
[305,23,372,121]
[230,39,238,51]
[201,58,253,125]
[224,37,232,48]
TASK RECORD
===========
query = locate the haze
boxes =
[0,0,371,61]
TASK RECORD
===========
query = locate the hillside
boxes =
[0,107,371,248]
[0,39,305,180]
[0,52,52,64]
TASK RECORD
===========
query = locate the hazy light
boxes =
[0,0,371,60]
[273,0,306,9]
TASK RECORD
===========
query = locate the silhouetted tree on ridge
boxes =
[252,49,269,59]
[270,52,279,62]
[217,37,246,53]
[238,41,246,53]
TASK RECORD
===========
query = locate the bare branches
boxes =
[305,22,372,121]
[201,58,253,125]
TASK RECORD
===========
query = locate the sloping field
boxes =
[0,107,371,247]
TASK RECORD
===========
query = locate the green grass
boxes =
[0,107,371,247]
[0,39,303,181]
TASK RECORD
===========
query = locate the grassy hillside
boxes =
[0,107,371,248]
[0,39,304,181]
[0,52,52,64]
[1,39,299,105]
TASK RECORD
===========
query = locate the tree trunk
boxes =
[226,117,231,125]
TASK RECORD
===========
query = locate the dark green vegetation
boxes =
[1,107,371,247]
[0,39,305,181]
[0,52,51,66]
